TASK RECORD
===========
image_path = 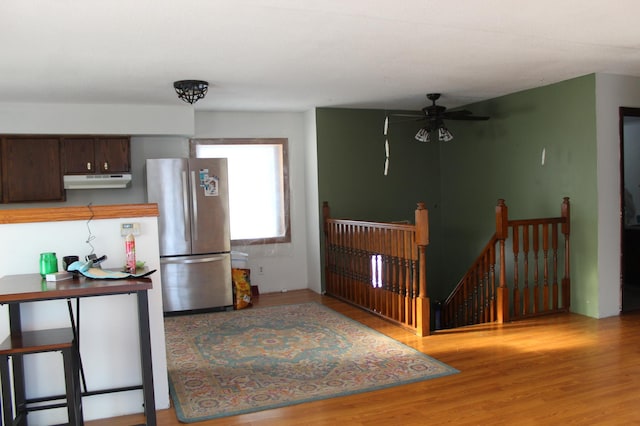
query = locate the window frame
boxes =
[190,138,291,245]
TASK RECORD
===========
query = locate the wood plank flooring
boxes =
[87,290,640,425]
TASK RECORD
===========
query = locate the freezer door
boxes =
[188,158,231,254]
[160,253,233,313]
[146,158,191,256]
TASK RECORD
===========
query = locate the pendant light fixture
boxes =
[173,80,209,104]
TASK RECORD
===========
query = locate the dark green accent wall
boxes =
[316,74,599,313]
[440,74,598,315]
[316,107,445,297]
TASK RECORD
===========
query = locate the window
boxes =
[191,138,291,244]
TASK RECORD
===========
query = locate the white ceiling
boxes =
[2,0,640,112]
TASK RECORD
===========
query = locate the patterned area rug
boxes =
[164,302,458,422]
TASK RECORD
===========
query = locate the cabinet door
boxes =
[62,137,96,174]
[96,137,130,173]
[1,137,65,203]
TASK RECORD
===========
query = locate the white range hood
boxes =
[63,174,132,189]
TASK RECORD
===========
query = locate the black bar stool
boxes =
[0,327,83,425]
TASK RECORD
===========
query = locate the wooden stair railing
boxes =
[442,197,571,329]
[322,202,431,336]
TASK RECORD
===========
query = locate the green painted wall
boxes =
[316,75,599,314]
[440,74,598,316]
[316,107,445,297]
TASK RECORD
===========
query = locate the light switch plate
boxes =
[120,222,141,236]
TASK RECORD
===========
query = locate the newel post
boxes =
[415,202,430,336]
[495,199,509,323]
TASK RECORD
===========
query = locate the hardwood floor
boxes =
[88,290,640,425]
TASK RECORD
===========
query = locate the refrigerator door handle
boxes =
[161,254,228,265]
[181,170,190,242]
[190,170,199,240]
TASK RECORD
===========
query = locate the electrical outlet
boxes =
[120,222,141,236]
[258,265,264,275]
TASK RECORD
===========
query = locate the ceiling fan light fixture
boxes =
[415,128,430,143]
[173,80,209,104]
[438,126,454,142]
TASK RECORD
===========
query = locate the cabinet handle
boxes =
[104,162,109,171]
[87,162,92,171]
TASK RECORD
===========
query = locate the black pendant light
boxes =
[173,80,209,104]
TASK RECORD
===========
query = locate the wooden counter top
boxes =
[0,203,159,224]
[0,273,152,303]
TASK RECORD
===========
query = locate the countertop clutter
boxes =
[0,273,156,425]
[0,202,169,424]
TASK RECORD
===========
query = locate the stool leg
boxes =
[62,347,83,425]
[0,354,14,425]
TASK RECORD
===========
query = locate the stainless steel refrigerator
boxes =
[146,158,232,313]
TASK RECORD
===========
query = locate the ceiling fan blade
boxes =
[389,117,425,125]
[388,113,423,118]
[444,109,472,116]
[446,115,490,121]
[443,109,490,120]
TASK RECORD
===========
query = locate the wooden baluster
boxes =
[371,229,382,312]
[481,253,488,323]
[472,266,478,324]
[522,225,530,316]
[339,223,346,300]
[361,225,368,307]
[489,243,496,322]
[332,223,342,295]
[533,224,540,314]
[398,230,406,324]
[512,224,520,318]
[406,227,418,326]
[340,223,347,300]
[364,226,371,308]
[478,255,484,324]
[552,223,559,310]
[345,223,351,302]
[485,250,491,323]
[411,230,418,327]
[353,224,359,304]
[385,229,393,318]
[542,223,550,311]
[355,224,362,306]
[359,224,364,304]
[330,222,337,295]
[391,229,400,323]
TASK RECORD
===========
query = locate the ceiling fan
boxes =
[384,93,490,142]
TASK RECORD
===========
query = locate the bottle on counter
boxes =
[125,233,136,274]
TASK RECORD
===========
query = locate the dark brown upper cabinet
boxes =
[1,136,65,203]
[62,136,130,175]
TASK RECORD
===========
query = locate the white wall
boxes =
[0,102,194,135]
[0,215,168,424]
[595,73,640,317]
[304,109,322,294]
[0,103,323,421]
[194,111,313,294]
